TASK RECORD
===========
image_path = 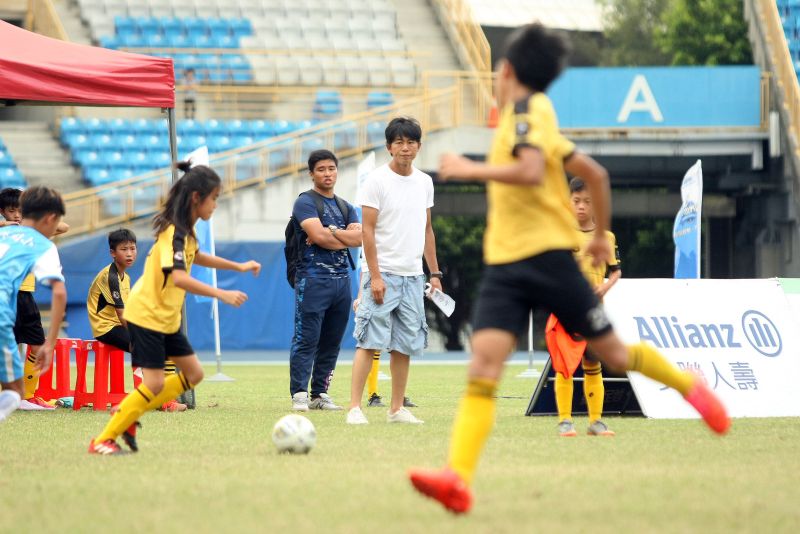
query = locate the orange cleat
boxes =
[684,379,731,435]
[160,399,188,412]
[408,467,472,514]
[88,438,126,456]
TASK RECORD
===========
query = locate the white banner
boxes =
[604,278,800,418]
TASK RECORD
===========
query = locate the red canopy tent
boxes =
[0,19,178,177]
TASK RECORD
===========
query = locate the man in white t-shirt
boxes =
[347,117,443,425]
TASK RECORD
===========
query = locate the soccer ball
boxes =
[271,414,316,454]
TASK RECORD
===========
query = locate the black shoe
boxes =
[403,396,418,408]
[367,393,386,407]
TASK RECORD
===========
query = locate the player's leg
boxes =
[582,354,613,436]
[289,278,326,411]
[366,350,383,406]
[554,372,576,436]
[386,275,427,418]
[309,278,350,410]
[14,292,51,410]
[1,331,24,422]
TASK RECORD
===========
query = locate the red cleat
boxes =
[684,379,731,435]
[160,399,188,412]
[408,467,472,514]
[88,438,126,455]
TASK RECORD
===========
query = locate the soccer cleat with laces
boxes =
[367,393,386,407]
[409,467,472,514]
[587,419,615,436]
[19,396,56,411]
[403,397,418,408]
[88,439,127,456]
[308,393,343,410]
[684,378,730,435]
[558,419,577,437]
[160,399,188,412]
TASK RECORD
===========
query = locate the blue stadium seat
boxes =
[250,120,274,139]
[367,91,394,109]
[367,121,385,146]
[99,36,118,49]
[134,17,158,35]
[114,16,135,37]
[0,168,26,189]
[233,70,253,84]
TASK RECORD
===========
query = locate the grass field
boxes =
[2,363,798,533]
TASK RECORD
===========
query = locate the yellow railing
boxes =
[25,0,68,41]
[750,0,800,161]
[61,77,493,235]
[432,0,491,74]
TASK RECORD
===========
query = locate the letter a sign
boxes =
[617,74,664,123]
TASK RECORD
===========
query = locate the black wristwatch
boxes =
[429,271,444,279]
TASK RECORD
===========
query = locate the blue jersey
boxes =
[0,225,64,327]
[292,193,359,279]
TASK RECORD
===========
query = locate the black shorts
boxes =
[96,325,131,353]
[128,321,194,369]
[13,291,45,346]
[472,250,614,340]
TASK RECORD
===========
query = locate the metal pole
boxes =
[517,311,540,378]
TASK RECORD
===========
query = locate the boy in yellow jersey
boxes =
[86,228,187,412]
[88,162,260,455]
[551,177,622,437]
[408,23,729,513]
[0,187,68,410]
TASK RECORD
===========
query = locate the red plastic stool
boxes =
[33,338,78,401]
[73,340,127,411]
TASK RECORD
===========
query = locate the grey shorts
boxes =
[353,273,428,358]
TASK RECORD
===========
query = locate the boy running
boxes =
[0,187,67,423]
[408,23,729,514]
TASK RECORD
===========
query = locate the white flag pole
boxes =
[206,215,234,382]
[517,311,540,378]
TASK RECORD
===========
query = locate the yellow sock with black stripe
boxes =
[94,373,194,443]
[447,378,497,485]
[164,359,177,375]
[582,361,604,422]
[367,351,381,397]
[554,372,573,422]
[627,343,694,395]
[22,349,38,400]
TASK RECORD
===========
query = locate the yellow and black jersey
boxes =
[20,273,35,292]
[124,224,198,333]
[87,262,130,338]
[574,228,621,288]
[484,93,579,265]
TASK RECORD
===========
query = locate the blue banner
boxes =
[673,160,703,278]
[549,66,761,129]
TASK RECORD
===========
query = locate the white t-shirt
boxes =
[358,163,434,276]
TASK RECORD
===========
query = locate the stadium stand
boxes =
[77,0,416,87]
[777,0,800,76]
[0,136,26,189]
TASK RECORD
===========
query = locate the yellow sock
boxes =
[367,351,380,397]
[95,373,193,443]
[22,350,38,400]
[627,343,694,395]
[582,361,604,422]
[164,359,177,374]
[447,378,497,485]
[554,372,573,422]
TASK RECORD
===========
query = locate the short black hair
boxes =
[503,22,570,92]
[109,228,137,250]
[307,149,338,172]
[20,186,65,221]
[569,177,586,194]
[385,117,422,145]
[0,187,22,210]
[186,68,195,75]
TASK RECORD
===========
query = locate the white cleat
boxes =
[309,393,343,411]
[387,407,424,424]
[346,407,369,425]
[292,391,309,412]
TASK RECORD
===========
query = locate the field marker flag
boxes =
[185,146,233,382]
[673,160,703,279]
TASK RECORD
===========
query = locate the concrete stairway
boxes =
[390,0,463,75]
[0,122,84,194]
[52,0,93,45]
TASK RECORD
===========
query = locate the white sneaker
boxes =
[308,393,343,411]
[346,407,369,425]
[18,397,55,411]
[387,407,424,424]
[0,390,21,422]
[292,391,309,412]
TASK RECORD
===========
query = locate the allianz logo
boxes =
[634,310,781,357]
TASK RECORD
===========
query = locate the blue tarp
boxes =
[39,235,359,350]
